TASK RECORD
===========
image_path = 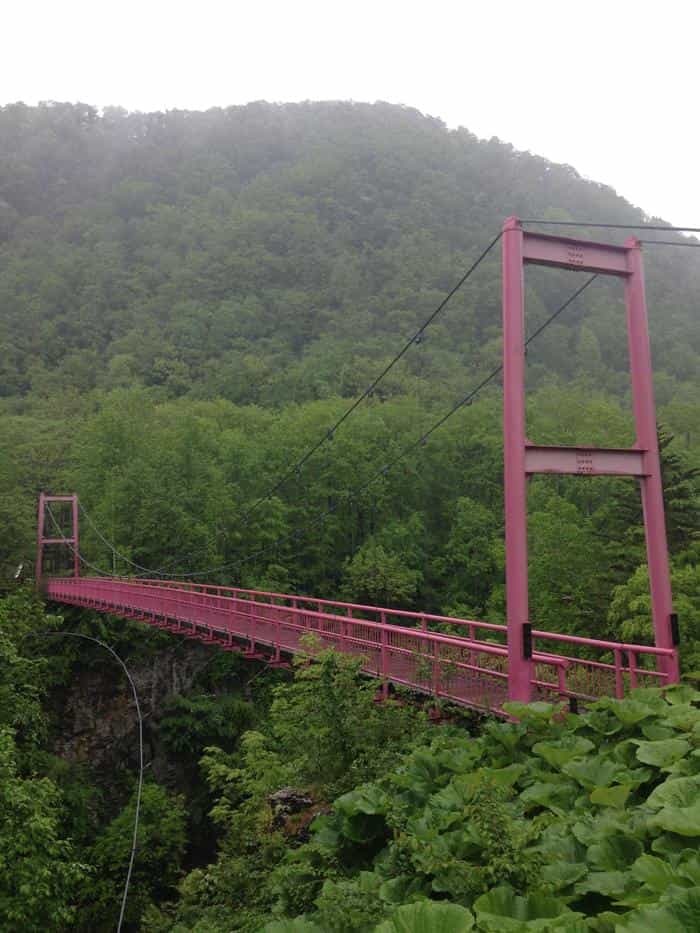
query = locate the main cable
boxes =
[45,503,113,577]
[237,231,503,524]
[69,231,504,583]
[521,220,700,233]
[23,630,143,933]
[78,500,176,577]
[638,239,700,248]
[142,272,598,580]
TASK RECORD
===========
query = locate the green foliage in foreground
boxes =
[151,673,700,931]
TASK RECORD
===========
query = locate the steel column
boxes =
[502,217,532,701]
[624,239,680,680]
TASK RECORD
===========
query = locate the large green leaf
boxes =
[562,756,621,789]
[473,885,582,931]
[541,862,588,889]
[532,736,595,770]
[587,834,643,871]
[616,886,700,932]
[521,780,579,816]
[374,900,474,932]
[574,870,631,897]
[633,738,690,769]
[589,784,633,809]
[663,684,700,705]
[262,920,323,932]
[645,775,700,810]
[649,801,700,837]
[630,854,679,892]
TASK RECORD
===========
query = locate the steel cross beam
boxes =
[502,217,680,702]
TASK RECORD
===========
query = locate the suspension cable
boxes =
[44,504,113,577]
[521,220,700,233]
[237,230,503,524]
[140,273,598,580]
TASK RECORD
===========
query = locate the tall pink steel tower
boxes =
[502,217,680,701]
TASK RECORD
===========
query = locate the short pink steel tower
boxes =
[36,492,80,581]
[502,217,681,701]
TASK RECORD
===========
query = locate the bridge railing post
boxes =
[380,612,389,699]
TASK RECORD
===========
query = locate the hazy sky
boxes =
[4,1,699,228]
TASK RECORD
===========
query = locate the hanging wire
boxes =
[45,504,113,576]
[69,231,505,582]
[23,630,143,933]
[78,500,175,577]
[237,230,503,524]
[123,271,599,580]
[521,220,700,233]
[638,239,700,248]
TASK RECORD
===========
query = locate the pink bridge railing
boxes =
[44,577,674,714]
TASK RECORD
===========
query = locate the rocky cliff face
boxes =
[52,638,218,785]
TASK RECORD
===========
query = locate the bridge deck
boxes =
[44,577,674,715]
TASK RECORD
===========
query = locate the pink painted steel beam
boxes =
[524,445,647,477]
[625,238,680,681]
[522,232,630,276]
[502,217,532,701]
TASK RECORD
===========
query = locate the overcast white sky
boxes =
[3,0,699,228]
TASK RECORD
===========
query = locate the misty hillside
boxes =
[1,100,698,407]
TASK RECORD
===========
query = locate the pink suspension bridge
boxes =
[36,220,682,715]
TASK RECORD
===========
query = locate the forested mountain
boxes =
[1,100,699,405]
[1,101,700,930]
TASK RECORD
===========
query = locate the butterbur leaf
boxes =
[263,921,323,932]
[664,704,700,731]
[521,780,579,815]
[630,854,679,892]
[374,900,474,932]
[378,875,430,905]
[664,684,700,705]
[474,885,582,931]
[607,698,659,726]
[633,738,690,769]
[582,709,624,736]
[640,723,676,741]
[590,784,633,809]
[532,736,595,770]
[502,701,558,723]
[615,886,700,932]
[574,870,631,897]
[587,834,643,871]
[562,756,621,789]
[541,862,588,888]
[646,775,700,809]
[649,801,700,836]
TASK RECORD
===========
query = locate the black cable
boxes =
[521,220,700,233]
[141,272,598,580]
[638,239,700,248]
[45,504,113,577]
[64,232,504,583]
[78,501,176,577]
[23,631,143,933]
[238,231,503,524]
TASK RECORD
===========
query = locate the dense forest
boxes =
[1,100,700,930]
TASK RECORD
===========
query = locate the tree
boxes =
[342,543,422,608]
[0,729,86,931]
[80,783,187,930]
